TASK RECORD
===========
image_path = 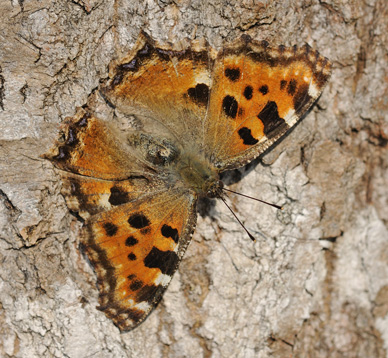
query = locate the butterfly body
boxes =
[45,32,331,331]
[174,150,221,198]
[127,128,221,197]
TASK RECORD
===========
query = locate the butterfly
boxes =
[44,31,331,331]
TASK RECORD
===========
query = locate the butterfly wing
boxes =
[101,31,215,148]
[82,188,196,331]
[43,108,155,180]
[45,110,198,330]
[204,36,332,170]
[101,34,331,171]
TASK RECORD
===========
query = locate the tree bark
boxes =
[1,0,387,357]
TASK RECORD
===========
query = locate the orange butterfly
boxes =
[44,32,331,330]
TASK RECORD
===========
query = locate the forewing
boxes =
[204,36,332,170]
[101,32,215,147]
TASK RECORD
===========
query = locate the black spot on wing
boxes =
[225,68,240,81]
[136,284,160,303]
[119,59,138,71]
[53,146,70,161]
[76,112,90,127]
[66,127,77,145]
[128,253,137,261]
[52,113,91,161]
[138,43,151,56]
[287,79,297,96]
[238,127,259,145]
[187,83,209,106]
[280,80,287,90]
[109,186,130,206]
[67,178,91,214]
[293,84,312,113]
[112,73,124,87]
[143,247,178,276]
[243,86,253,100]
[109,42,153,87]
[222,95,238,118]
[125,236,138,247]
[259,85,268,95]
[103,222,118,237]
[130,279,143,291]
[112,60,139,86]
[128,213,150,229]
[161,224,179,244]
[257,101,288,137]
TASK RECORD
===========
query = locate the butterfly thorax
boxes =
[133,132,222,198]
[174,150,222,198]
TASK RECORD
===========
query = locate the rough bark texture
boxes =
[1,1,387,357]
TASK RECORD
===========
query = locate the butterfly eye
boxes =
[204,179,223,198]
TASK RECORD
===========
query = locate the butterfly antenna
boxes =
[222,188,283,210]
[220,196,256,242]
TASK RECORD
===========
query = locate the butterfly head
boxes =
[203,178,223,198]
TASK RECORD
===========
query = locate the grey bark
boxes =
[1,0,387,357]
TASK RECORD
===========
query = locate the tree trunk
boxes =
[1,1,387,357]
